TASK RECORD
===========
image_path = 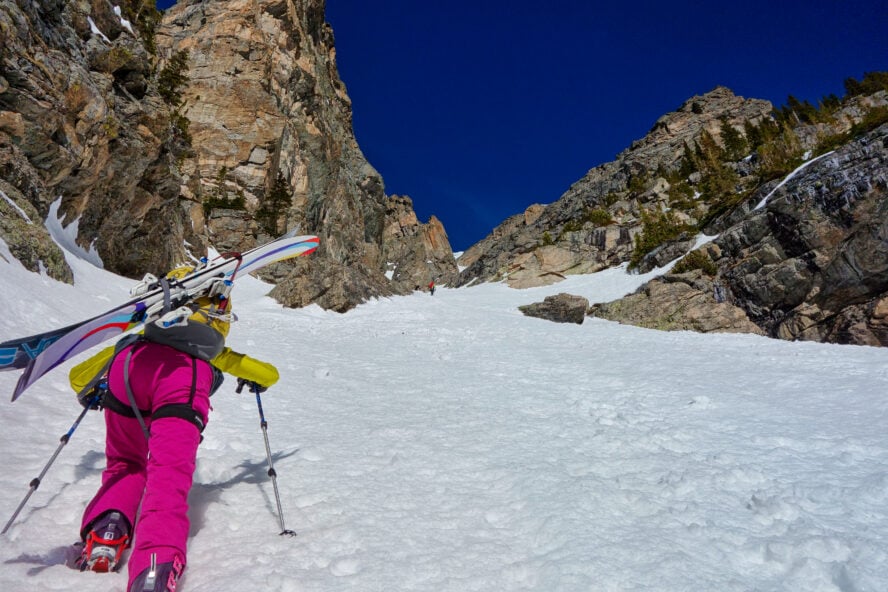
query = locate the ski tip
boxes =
[9,363,33,402]
[297,236,319,248]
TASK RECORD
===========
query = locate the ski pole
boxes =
[236,379,296,537]
[2,394,101,534]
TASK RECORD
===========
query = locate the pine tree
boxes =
[719,118,748,161]
[819,94,841,114]
[678,143,698,177]
[756,121,802,181]
[256,172,292,235]
[845,72,888,97]
[696,130,724,169]
[744,121,763,150]
[157,50,189,107]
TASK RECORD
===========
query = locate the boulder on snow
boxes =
[519,293,589,324]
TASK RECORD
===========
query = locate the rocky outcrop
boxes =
[519,293,589,325]
[0,178,71,282]
[268,193,458,311]
[381,195,458,292]
[0,0,456,312]
[720,124,888,345]
[269,255,392,313]
[633,232,697,274]
[590,123,888,346]
[458,87,774,289]
[589,270,765,335]
[0,0,189,277]
[792,92,888,154]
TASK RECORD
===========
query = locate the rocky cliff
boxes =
[591,123,888,346]
[155,0,457,310]
[0,0,457,312]
[0,0,179,280]
[460,83,888,346]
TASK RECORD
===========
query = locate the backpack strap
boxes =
[122,341,151,440]
[159,277,173,315]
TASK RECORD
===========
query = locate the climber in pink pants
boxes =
[70,268,280,592]
[80,342,214,590]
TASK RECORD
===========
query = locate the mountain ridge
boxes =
[458,82,888,346]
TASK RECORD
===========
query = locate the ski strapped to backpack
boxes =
[0,231,319,401]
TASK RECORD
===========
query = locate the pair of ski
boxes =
[0,230,319,401]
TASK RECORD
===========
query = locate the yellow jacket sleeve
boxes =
[211,347,280,388]
[69,345,116,394]
[70,343,280,393]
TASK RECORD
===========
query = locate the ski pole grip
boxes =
[236,379,267,395]
[236,378,256,394]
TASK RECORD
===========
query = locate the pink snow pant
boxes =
[80,342,214,590]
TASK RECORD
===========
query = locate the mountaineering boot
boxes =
[79,510,130,572]
[130,553,185,592]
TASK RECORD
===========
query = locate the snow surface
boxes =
[1,240,887,592]
[45,198,104,268]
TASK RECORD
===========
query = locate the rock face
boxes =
[592,123,888,346]
[720,124,888,345]
[0,0,457,312]
[0,0,183,279]
[156,0,458,310]
[381,195,456,293]
[519,293,589,325]
[458,87,773,289]
[0,178,71,282]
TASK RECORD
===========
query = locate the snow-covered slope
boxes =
[1,240,887,591]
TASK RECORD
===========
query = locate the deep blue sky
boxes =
[157,1,886,250]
